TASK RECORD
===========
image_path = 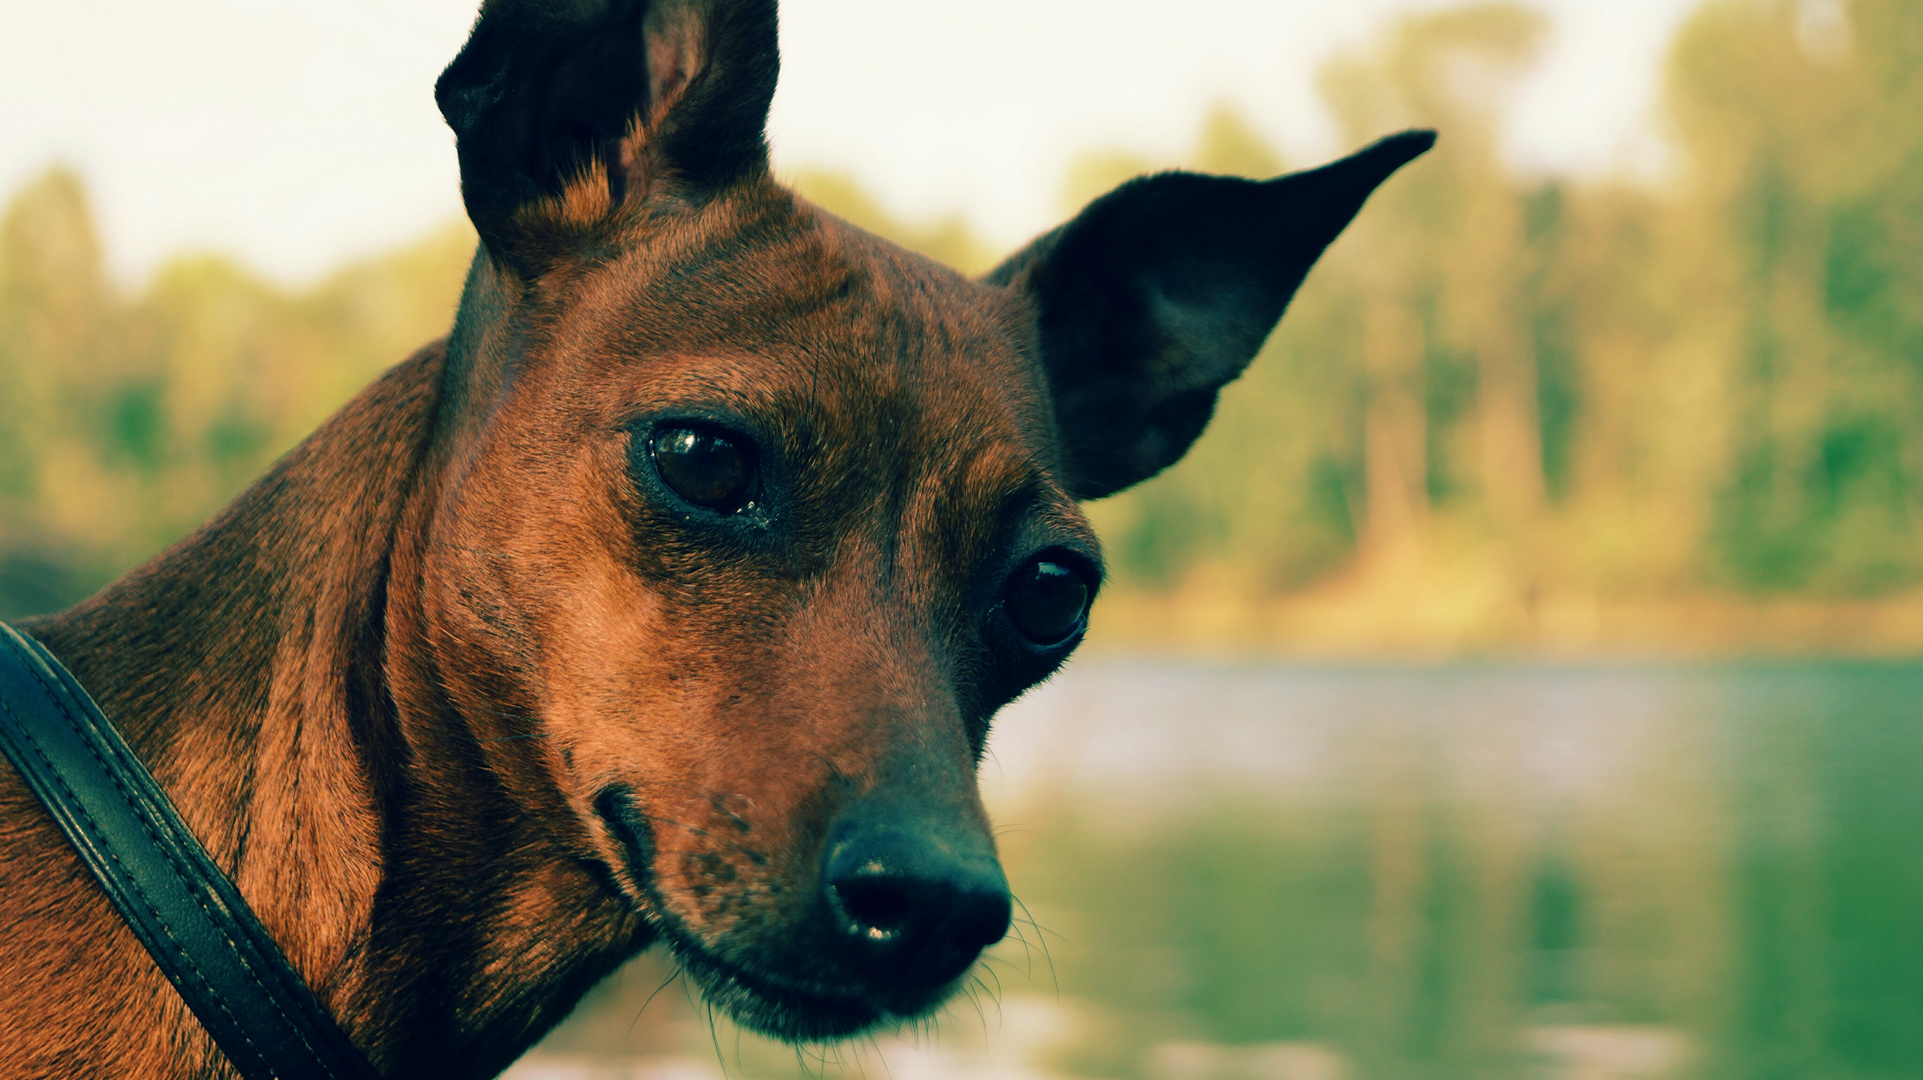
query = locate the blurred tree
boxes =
[1671,0,1923,593]
[0,172,471,618]
[1322,4,1551,548]
[0,168,136,600]
[6,0,1923,639]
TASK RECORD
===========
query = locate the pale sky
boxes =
[0,0,1702,285]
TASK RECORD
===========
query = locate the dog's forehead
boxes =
[579,193,1061,490]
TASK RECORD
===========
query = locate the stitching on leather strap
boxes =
[0,624,371,1080]
[0,687,273,1076]
[14,641,338,1076]
[26,644,340,1078]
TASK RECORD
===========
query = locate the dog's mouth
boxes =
[658,926,886,1041]
[593,786,955,1041]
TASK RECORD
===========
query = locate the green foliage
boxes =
[0,181,474,616]
[1665,0,1923,593]
[4,0,1920,624]
[1083,0,1923,603]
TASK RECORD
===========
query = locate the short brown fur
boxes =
[0,1,1428,1074]
[2,179,1064,1074]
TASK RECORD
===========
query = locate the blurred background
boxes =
[4,0,1921,1077]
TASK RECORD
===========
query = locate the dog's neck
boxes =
[24,301,648,1076]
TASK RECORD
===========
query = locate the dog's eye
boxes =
[1004,559,1091,645]
[650,425,758,513]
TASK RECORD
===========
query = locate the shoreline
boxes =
[1084,585,1923,660]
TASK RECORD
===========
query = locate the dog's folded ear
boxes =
[437,0,778,271]
[988,130,1435,500]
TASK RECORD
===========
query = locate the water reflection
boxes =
[510,660,1923,1080]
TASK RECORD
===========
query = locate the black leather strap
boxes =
[0,621,382,1080]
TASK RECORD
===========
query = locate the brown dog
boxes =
[0,1,1427,1076]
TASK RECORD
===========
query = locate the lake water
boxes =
[509,659,1923,1080]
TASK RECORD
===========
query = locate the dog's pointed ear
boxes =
[436,0,778,270]
[988,130,1435,500]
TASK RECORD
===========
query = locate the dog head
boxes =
[422,0,1427,1041]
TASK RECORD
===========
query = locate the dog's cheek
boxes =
[527,552,803,924]
[518,531,685,834]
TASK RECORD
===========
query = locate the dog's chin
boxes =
[661,928,961,1043]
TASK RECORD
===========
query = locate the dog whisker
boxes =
[996,920,1038,976]
[702,997,728,1079]
[1010,895,1060,994]
[630,965,684,1035]
[973,966,1004,1007]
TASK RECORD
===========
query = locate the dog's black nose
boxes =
[822,823,1012,988]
